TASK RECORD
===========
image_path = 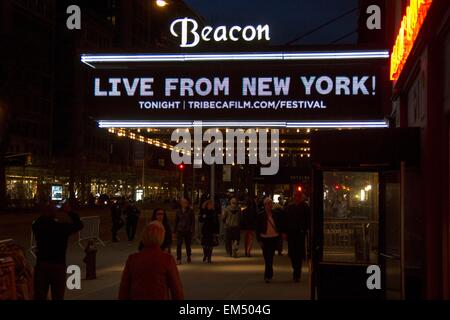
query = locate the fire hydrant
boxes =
[83,240,97,280]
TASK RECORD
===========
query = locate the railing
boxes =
[323,219,378,262]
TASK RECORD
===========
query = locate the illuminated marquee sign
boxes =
[170,18,270,48]
[390,0,433,81]
[86,58,385,122]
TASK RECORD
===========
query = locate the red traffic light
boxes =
[178,164,184,170]
[297,185,302,192]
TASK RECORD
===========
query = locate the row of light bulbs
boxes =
[109,128,311,158]
[10,180,36,184]
[109,128,192,156]
[91,183,171,191]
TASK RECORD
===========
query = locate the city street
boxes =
[0,208,309,300]
[1,0,448,303]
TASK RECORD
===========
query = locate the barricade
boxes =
[78,216,105,248]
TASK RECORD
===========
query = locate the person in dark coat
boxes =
[283,190,310,282]
[241,196,258,257]
[152,208,172,252]
[174,198,195,264]
[138,208,172,253]
[199,199,220,263]
[32,202,83,300]
[256,197,283,283]
[124,200,140,241]
[111,200,124,242]
[273,203,285,256]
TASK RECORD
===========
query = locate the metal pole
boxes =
[180,169,184,199]
[142,147,145,199]
[192,166,195,207]
[210,164,215,203]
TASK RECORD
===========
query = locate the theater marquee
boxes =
[82,51,389,124]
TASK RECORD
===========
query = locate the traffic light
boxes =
[178,163,184,171]
[296,185,302,192]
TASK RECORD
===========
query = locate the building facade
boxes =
[390,0,449,298]
[0,0,188,208]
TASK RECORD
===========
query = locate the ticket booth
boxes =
[309,128,420,299]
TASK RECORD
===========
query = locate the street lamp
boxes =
[178,163,185,198]
[155,0,169,7]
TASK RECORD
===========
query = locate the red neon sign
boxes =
[390,0,433,81]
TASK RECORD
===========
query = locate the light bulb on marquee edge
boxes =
[155,0,168,8]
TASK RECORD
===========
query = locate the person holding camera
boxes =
[32,201,83,300]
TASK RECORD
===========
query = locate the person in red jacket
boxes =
[118,221,184,300]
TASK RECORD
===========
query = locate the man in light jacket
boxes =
[222,197,241,258]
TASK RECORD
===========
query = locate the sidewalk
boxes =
[1,209,310,300]
[65,240,310,300]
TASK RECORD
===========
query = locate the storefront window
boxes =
[6,176,38,207]
[6,177,38,199]
[323,171,379,264]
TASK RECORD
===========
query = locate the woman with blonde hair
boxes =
[119,221,184,300]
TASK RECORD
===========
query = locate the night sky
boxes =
[184,0,359,45]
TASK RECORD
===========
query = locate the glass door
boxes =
[322,171,379,264]
[314,170,382,299]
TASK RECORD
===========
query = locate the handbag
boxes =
[117,217,125,229]
[240,208,248,229]
[212,234,219,247]
[201,234,219,247]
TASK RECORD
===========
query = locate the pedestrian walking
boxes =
[111,200,124,242]
[199,199,220,263]
[124,200,140,241]
[273,203,285,256]
[174,198,195,264]
[256,197,282,283]
[151,208,172,253]
[284,190,310,282]
[32,201,84,300]
[222,197,241,258]
[119,221,184,300]
[241,196,258,257]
